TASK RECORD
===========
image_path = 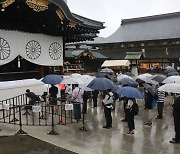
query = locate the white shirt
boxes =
[72,87,83,103]
[127,99,134,108]
[65,84,72,95]
[103,91,113,108]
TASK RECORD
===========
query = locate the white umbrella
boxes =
[117,74,132,81]
[158,83,180,93]
[70,73,81,78]
[163,76,180,84]
[136,73,158,85]
[61,76,84,84]
[136,73,153,80]
[80,75,95,85]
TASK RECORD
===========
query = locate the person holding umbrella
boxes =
[48,84,58,114]
[144,89,154,127]
[169,93,180,144]
[155,84,166,119]
[103,89,113,129]
[125,97,136,135]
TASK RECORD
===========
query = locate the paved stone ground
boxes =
[0,96,180,154]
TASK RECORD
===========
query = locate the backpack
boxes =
[131,101,139,115]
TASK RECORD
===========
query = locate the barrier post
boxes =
[48,105,59,135]
[79,103,87,131]
[16,106,27,135]
[11,97,19,123]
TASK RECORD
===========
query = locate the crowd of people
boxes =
[24,73,180,144]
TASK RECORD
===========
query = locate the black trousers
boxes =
[93,96,98,107]
[157,102,164,118]
[126,110,135,131]
[82,101,87,114]
[174,117,180,142]
[73,102,81,120]
[104,106,112,127]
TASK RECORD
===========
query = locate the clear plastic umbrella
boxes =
[158,83,180,93]
[163,76,180,84]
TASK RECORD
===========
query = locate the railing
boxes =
[0,94,86,135]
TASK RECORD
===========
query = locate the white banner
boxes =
[0,29,63,66]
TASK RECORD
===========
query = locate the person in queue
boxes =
[103,89,113,129]
[71,84,83,122]
[48,84,58,114]
[169,93,180,144]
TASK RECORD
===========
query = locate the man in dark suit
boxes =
[169,94,180,144]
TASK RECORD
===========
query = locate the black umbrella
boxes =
[124,72,135,77]
[143,83,156,96]
[167,72,179,77]
[151,75,167,83]
[164,67,177,74]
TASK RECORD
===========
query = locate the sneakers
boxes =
[144,122,152,127]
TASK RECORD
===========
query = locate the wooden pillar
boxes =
[39,66,44,78]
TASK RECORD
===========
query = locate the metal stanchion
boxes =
[79,103,87,131]
[48,105,59,135]
[10,98,19,123]
[16,106,27,135]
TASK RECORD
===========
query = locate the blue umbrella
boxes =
[42,74,63,85]
[119,78,138,87]
[87,78,115,90]
[116,86,144,99]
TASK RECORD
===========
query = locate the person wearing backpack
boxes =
[125,97,136,135]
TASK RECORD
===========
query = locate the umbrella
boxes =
[158,83,180,93]
[163,76,180,84]
[136,73,158,85]
[119,78,138,87]
[61,76,84,84]
[167,72,179,77]
[151,75,167,83]
[164,67,177,74]
[116,86,144,99]
[42,74,63,85]
[87,78,115,90]
[124,72,135,76]
[143,83,156,96]
[117,74,132,81]
[100,68,114,73]
[70,73,81,78]
[96,73,107,78]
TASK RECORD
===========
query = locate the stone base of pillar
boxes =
[131,66,138,78]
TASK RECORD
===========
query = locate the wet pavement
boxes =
[0,96,180,154]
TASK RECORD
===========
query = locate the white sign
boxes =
[32,106,41,113]
[65,104,73,111]
[2,104,10,110]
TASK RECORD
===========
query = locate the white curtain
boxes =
[0,29,63,66]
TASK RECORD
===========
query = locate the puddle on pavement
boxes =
[0,135,77,154]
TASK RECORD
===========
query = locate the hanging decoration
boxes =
[25,0,49,12]
[56,9,65,20]
[2,0,15,9]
